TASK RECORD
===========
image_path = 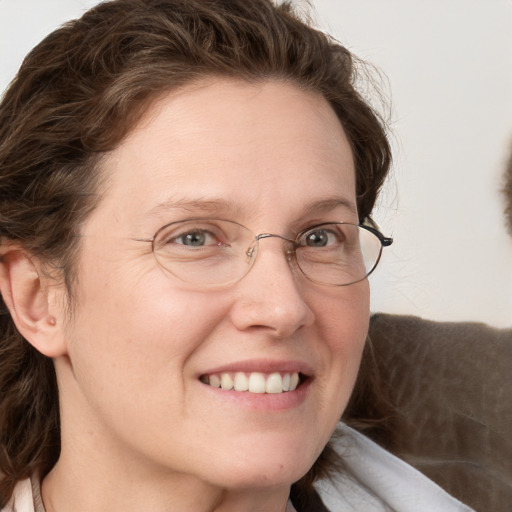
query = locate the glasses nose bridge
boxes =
[254,232,294,243]
[249,232,297,263]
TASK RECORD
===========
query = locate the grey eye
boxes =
[304,230,331,247]
[176,231,208,246]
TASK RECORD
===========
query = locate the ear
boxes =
[0,245,68,358]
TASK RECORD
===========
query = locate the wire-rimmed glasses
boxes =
[136,218,392,288]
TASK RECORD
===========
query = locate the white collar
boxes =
[315,424,475,512]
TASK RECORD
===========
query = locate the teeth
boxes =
[282,373,291,391]
[209,374,221,388]
[248,372,266,393]
[234,372,249,391]
[221,374,234,390]
[290,373,300,391]
[203,371,302,394]
[266,373,283,394]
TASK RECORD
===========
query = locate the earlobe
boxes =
[0,246,67,358]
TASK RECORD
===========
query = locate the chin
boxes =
[200,438,321,491]
[209,464,308,492]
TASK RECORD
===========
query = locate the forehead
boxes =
[91,79,356,233]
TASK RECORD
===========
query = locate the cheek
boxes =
[61,272,235,450]
[65,265,231,393]
[315,280,370,348]
[314,282,369,400]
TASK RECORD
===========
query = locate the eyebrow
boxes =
[301,197,358,217]
[147,195,358,220]
[148,197,251,218]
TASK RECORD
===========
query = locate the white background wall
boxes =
[1,0,511,327]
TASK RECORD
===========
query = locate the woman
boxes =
[0,1,473,510]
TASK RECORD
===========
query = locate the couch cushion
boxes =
[367,314,512,512]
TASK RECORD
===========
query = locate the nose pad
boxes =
[245,241,258,263]
[284,243,295,264]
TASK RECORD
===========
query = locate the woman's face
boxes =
[56,79,369,491]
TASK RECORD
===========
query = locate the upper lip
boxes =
[199,359,314,377]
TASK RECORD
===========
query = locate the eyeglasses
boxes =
[136,218,392,288]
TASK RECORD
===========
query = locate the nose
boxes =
[229,237,315,338]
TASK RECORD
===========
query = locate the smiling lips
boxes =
[200,372,302,394]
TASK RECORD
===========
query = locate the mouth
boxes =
[199,371,308,394]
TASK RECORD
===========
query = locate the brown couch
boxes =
[363,314,512,512]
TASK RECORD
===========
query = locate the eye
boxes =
[174,230,217,247]
[156,221,229,250]
[302,227,342,248]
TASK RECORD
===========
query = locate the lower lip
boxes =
[199,378,312,412]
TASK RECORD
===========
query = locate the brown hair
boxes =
[0,0,392,503]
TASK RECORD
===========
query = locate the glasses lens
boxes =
[152,219,254,286]
[295,223,383,286]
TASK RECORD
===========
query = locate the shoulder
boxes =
[314,425,476,512]
[1,479,35,512]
